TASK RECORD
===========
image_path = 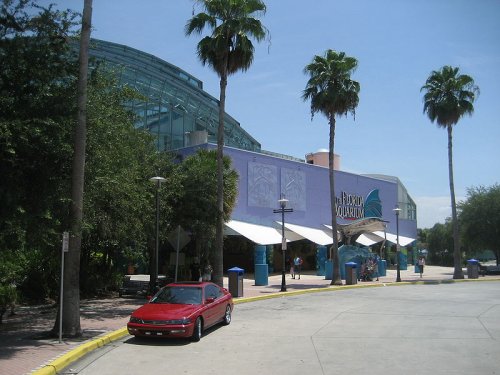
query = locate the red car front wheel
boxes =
[192,317,202,342]
[223,305,232,325]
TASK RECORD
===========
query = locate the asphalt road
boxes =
[61,282,500,375]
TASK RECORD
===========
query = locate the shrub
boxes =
[0,284,18,324]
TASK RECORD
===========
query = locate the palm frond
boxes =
[185,12,216,35]
[421,65,479,127]
[302,49,360,120]
[187,0,267,78]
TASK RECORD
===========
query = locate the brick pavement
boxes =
[1,265,498,375]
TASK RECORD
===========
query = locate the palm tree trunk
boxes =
[213,70,227,288]
[53,0,92,337]
[448,125,463,279]
[329,114,342,285]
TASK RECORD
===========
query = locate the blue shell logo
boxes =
[364,189,382,218]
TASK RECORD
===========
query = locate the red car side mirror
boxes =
[205,297,215,304]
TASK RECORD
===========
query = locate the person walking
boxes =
[294,256,303,280]
[289,256,295,279]
[418,256,425,278]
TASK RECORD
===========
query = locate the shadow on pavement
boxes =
[0,297,146,361]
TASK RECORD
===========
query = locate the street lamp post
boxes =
[393,206,401,282]
[273,195,293,292]
[150,176,166,294]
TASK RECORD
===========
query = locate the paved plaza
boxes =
[1,265,499,375]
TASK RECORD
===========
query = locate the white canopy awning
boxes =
[276,222,333,246]
[356,232,385,246]
[322,225,342,242]
[224,220,303,245]
[373,231,415,246]
[224,220,415,247]
[225,220,282,245]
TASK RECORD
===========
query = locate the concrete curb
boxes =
[32,328,129,375]
[32,277,500,374]
[233,276,500,304]
[233,281,387,304]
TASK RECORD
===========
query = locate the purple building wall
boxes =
[179,144,417,241]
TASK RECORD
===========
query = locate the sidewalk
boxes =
[1,265,499,375]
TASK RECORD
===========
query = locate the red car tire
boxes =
[223,305,232,325]
[192,317,202,342]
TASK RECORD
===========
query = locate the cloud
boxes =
[414,196,464,229]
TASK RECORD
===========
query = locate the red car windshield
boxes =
[151,286,202,305]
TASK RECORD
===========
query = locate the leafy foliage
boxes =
[0,0,77,251]
[0,0,79,119]
[459,185,500,265]
[0,1,178,301]
[426,221,454,266]
[0,0,78,301]
[0,283,18,324]
[175,149,238,268]
[0,1,242,303]
[79,69,179,294]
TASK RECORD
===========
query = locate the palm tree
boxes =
[185,0,267,287]
[421,65,479,280]
[303,50,360,286]
[51,0,93,337]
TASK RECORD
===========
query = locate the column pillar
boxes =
[316,245,327,276]
[254,244,268,286]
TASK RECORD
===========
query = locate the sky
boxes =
[50,0,500,229]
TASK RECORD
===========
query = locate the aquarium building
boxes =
[88,39,418,274]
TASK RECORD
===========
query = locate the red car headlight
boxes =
[165,318,191,325]
[129,317,143,324]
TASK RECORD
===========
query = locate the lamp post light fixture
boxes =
[393,206,402,282]
[150,176,167,294]
[273,195,293,292]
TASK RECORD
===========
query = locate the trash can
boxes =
[227,267,244,297]
[345,262,358,285]
[254,264,268,286]
[467,259,479,279]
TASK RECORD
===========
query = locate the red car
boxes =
[127,281,233,341]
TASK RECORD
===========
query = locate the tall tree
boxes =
[176,149,238,273]
[0,1,180,304]
[0,0,78,302]
[426,221,453,266]
[459,184,500,266]
[185,0,267,286]
[63,0,92,337]
[421,65,479,279]
[79,70,175,295]
[303,50,360,286]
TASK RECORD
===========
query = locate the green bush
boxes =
[0,284,17,324]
